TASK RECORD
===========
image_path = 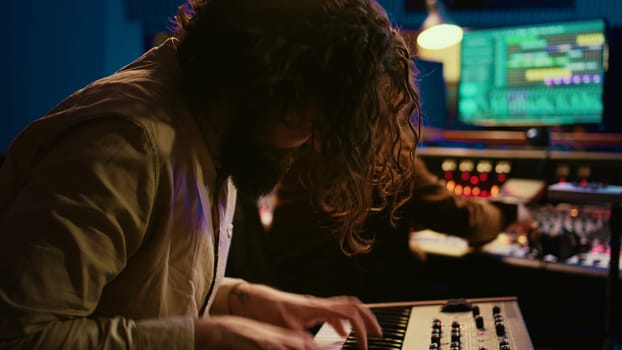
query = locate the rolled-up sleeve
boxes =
[0,116,194,349]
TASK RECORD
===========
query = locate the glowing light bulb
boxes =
[417,24,463,50]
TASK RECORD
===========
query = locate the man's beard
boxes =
[220,126,298,201]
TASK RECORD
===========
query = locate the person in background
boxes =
[0,0,421,348]
[228,144,535,302]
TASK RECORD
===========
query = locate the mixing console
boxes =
[413,147,622,277]
[411,202,621,277]
[532,203,611,262]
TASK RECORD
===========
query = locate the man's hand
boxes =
[229,283,382,350]
[505,203,539,247]
[194,315,318,349]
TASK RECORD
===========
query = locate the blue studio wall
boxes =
[2,0,622,152]
[1,0,142,152]
[380,0,622,29]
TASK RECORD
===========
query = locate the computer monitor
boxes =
[458,18,607,128]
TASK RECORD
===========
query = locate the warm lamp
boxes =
[415,0,463,82]
[417,0,463,50]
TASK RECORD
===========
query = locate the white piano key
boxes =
[313,320,351,350]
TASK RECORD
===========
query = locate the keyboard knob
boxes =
[492,306,501,315]
[451,330,461,342]
[472,305,480,316]
[431,333,441,345]
[495,321,506,336]
[475,315,484,329]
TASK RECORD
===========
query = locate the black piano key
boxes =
[338,306,412,349]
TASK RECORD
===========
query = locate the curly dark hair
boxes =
[173,0,421,255]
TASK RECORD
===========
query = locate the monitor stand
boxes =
[525,127,550,147]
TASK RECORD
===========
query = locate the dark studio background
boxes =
[2,0,622,152]
[2,1,622,349]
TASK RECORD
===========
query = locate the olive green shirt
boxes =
[0,38,241,349]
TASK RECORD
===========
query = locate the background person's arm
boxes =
[403,157,518,246]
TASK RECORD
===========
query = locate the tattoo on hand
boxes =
[232,285,248,305]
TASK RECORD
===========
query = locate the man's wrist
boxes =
[229,282,250,316]
[210,278,248,315]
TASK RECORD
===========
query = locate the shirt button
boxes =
[225,224,233,238]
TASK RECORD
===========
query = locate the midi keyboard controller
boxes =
[314,296,533,350]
